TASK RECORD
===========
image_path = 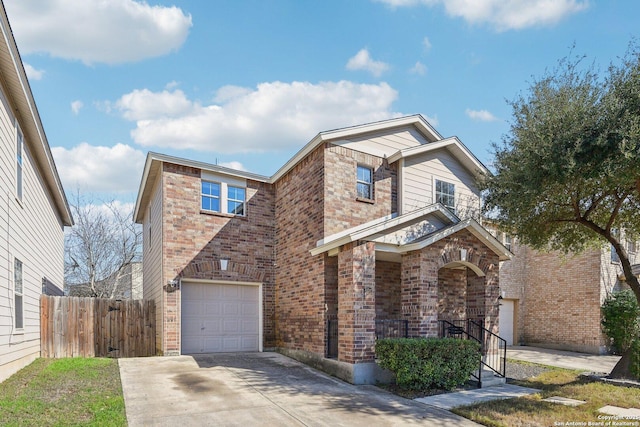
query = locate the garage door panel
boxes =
[204,301,222,315]
[223,302,240,316]
[182,282,260,354]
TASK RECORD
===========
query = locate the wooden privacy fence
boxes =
[40,295,156,358]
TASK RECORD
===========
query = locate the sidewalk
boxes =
[507,346,620,373]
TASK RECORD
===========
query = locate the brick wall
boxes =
[274,145,326,354]
[323,144,396,235]
[523,249,606,353]
[161,162,276,353]
[375,260,401,319]
[437,268,467,322]
[499,236,623,353]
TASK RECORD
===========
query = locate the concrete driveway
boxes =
[119,352,480,426]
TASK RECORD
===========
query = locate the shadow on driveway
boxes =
[119,352,480,426]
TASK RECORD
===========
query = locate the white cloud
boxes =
[116,88,195,121]
[219,161,246,171]
[409,61,427,75]
[466,108,498,122]
[346,49,390,77]
[423,37,432,51]
[374,0,589,31]
[115,80,401,153]
[52,143,146,193]
[4,0,192,64]
[71,100,83,115]
[24,63,44,80]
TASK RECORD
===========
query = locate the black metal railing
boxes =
[438,319,507,387]
[469,319,507,379]
[326,318,408,359]
[326,318,338,359]
[375,319,409,339]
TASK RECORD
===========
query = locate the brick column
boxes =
[163,286,180,355]
[484,263,500,335]
[337,241,376,364]
[401,249,439,337]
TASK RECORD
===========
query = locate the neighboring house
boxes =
[134,115,511,384]
[67,262,143,300]
[489,227,639,354]
[0,3,73,382]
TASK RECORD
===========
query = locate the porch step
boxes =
[479,369,506,388]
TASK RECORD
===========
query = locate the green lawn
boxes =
[0,358,127,427]
[453,364,640,427]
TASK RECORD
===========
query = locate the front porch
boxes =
[312,206,511,384]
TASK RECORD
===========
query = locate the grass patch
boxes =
[454,365,640,427]
[0,358,126,426]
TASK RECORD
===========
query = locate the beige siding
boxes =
[335,126,428,158]
[402,148,480,218]
[0,85,65,382]
[142,173,163,354]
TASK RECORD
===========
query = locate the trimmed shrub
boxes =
[601,289,640,355]
[375,337,481,390]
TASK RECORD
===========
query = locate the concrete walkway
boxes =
[415,384,540,410]
[119,352,481,426]
[507,346,621,373]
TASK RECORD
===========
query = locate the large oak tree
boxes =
[481,46,640,378]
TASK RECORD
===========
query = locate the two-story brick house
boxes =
[134,115,511,384]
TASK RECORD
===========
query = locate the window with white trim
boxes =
[357,165,373,200]
[435,179,455,212]
[201,181,221,212]
[227,186,245,216]
[201,174,247,216]
[16,126,23,200]
[14,258,23,329]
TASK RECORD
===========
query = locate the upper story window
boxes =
[16,126,23,200]
[504,234,512,252]
[14,258,23,329]
[435,179,455,213]
[357,165,373,200]
[201,181,221,212]
[227,186,245,216]
[201,172,247,216]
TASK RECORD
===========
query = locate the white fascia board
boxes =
[271,115,442,183]
[133,152,270,223]
[148,152,270,182]
[310,204,458,256]
[133,153,155,223]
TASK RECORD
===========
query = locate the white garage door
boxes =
[499,299,515,346]
[181,282,260,354]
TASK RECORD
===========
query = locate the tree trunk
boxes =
[608,347,634,379]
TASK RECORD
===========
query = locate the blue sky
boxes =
[4,0,639,203]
